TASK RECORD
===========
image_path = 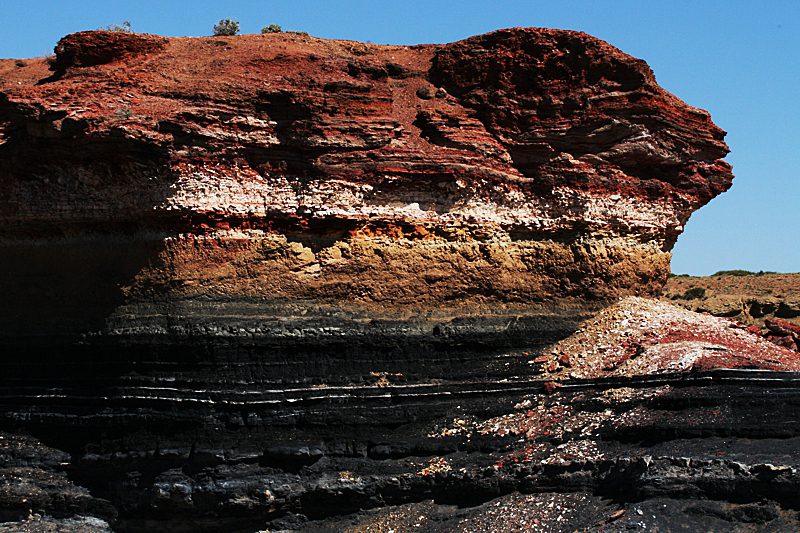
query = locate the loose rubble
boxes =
[537,297,800,380]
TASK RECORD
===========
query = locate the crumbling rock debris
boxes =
[539,297,800,379]
[0,433,116,528]
[765,317,800,351]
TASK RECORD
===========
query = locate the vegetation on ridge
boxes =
[671,270,782,278]
[213,19,239,36]
[681,287,706,300]
[713,269,778,277]
[101,21,132,33]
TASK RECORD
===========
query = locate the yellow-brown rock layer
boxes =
[130,233,670,305]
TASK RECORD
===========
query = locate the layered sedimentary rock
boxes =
[5,300,800,532]
[0,28,744,532]
[1,28,731,328]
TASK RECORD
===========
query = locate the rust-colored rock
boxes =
[0,28,731,332]
[765,317,800,351]
[7,28,800,533]
[50,31,168,70]
[540,297,800,379]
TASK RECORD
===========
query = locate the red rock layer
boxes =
[0,28,732,309]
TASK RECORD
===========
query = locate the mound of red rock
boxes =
[765,318,800,351]
[50,31,168,70]
[540,297,800,379]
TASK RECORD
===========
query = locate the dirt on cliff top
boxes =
[0,30,434,121]
[0,58,52,90]
[662,272,800,326]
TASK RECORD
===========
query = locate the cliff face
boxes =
[0,28,731,324]
[0,29,750,533]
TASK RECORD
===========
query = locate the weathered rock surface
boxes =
[536,297,800,378]
[1,28,730,335]
[3,294,800,531]
[5,337,800,532]
[0,27,756,532]
[0,432,116,530]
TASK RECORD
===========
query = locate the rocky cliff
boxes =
[0,28,760,532]
[1,28,731,326]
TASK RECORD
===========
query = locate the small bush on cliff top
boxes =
[213,19,240,36]
[262,24,282,33]
[101,21,132,32]
[114,105,133,121]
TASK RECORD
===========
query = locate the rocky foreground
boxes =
[4,26,794,533]
[4,294,800,532]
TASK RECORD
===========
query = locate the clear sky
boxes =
[2,0,798,275]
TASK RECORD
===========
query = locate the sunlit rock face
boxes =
[0,27,731,328]
[0,25,734,425]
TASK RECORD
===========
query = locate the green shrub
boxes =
[286,30,309,36]
[713,269,755,277]
[682,287,706,300]
[214,19,240,36]
[102,21,132,32]
[669,273,691,278]
[262,24,282,33]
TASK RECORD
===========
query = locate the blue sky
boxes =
[2,1,798,275]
